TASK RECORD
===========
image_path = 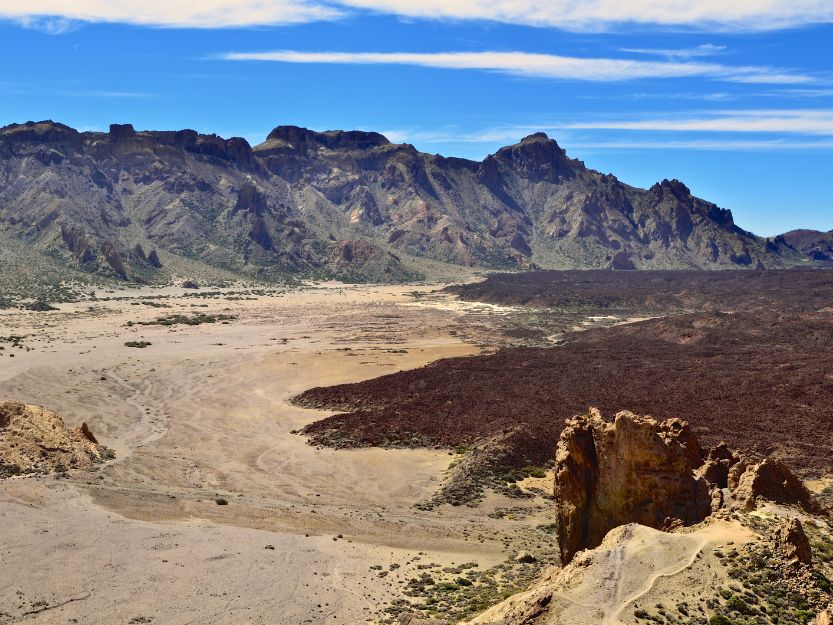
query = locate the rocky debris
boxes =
[514,551,536,564]
[298,303,833,484]
[774,518,813,565]
[398,613,450,625]
[729,457,825,515]
[554,409,711,564]
[0,400,109,477]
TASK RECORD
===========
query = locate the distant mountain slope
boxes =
[781,229,833,261]
[0,120,804,284]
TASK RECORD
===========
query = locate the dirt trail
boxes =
[605,522,754,625]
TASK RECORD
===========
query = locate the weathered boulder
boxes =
[775,518,813,565]
[515,551,537,564]
[0,400,108,477]
[729,458,824,514]
[554,409,711,564]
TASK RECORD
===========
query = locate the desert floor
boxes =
[0,282,557,625]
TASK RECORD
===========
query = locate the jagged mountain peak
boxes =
[496,131,566,157]
[520,131,552,143]
[651,178,692,199]
[262,125,391,151]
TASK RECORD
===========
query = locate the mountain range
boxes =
[0,120,819,286]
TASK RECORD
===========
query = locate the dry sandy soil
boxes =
[468,520,756,625]
[0,282,559,625]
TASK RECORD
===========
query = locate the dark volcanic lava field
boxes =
[299,270,833,478]
[448,268,833,312]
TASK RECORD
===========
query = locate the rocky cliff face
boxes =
[0,120,802,284]
[554,409,712,564]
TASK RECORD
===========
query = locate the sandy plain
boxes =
[0,282,557,625]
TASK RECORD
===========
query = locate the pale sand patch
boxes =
[0,283,542,624]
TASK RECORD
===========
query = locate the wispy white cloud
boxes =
[14,15,77,34]
[3,0,833,31]
[620,44,726,59]
[580,91,738,102]
[219,50,811,84]
[761,88,833,99]
[562,109,833,134]
[383,110,833,152]
[384,127,833,153]
[0,1,340,29]
[568,139,833,151]
[334,0,833,31]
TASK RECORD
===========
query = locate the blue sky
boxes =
[1,1,832,236]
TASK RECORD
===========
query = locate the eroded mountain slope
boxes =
[0,121,804,287]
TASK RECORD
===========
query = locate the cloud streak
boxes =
[620,44,726,59]
[219,50,811,84]
[3,0,833,30]
[384,127,833,154]
[0,0,340,29]
[569,139,833,151]
[561,109,833,134]
[335,0,833,31]
[383,110,833,152]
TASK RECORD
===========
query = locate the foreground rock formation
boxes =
[461,411,831,625]
[554,409,712,564]
[0,400,108,477]
[554,409,828,565]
